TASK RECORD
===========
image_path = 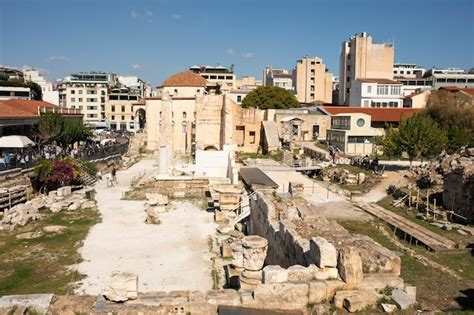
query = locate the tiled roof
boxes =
[161,71,207,87]
[0,99,56,119]
[404,90,430,99]
[439,86,474,97]
[321,106,421,122]
[357,78,401,85]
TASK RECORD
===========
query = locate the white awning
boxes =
[0,135,35,148]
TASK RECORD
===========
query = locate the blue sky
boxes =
[1,0,473,86]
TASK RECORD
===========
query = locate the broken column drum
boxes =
[239,235,268,291]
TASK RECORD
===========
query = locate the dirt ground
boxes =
[75,159,217,294]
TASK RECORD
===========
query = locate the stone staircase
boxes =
[77,162,100,186]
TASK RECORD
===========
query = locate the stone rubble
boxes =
[103,272,139,302]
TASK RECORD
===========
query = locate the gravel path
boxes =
[75,159,216,294]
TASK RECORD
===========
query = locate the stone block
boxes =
[206,289,241,306]
[221,241,233,258]
[391,289,416,310]
[0,294,53,314]
[323,279,346,300]
[308,281,327,304]
[405,285,416,299]
[253,282,309,310]
[381,303,397,313]
[343,291,380,313]
[42,225,66,234]
[310,237,337,268]
[103,272,138,302]
[358,274,404,292]
[287,264,318,282]
[338,246,363,285]
[57,186,72,197]
[262,265,288,284]
[314,267,339,280]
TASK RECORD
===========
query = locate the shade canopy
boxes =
[0,135,35,148]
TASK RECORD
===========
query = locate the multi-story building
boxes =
[263,67,294,91]
[0,86,31,100]
[23,69,59,105]
[393,63,426,79]
[396,78,432,96]
[424,68,474,89]
[189,65,236,92]
[293,57,332,104]
[235,76,262,90]
[349,79,404,108]
[105,87,141,132]
[339,32,395,105]
[118,76,151,98]
[58,72,117,127]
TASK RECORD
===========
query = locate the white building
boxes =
[425,68,474,89]
[349,79,404,108]
[58,72,117,127]
[189,65,236,92]
[263,67,294,91]
[23,69,59,105]
[0,86,31,100]
[393,63,426,79]
[118,76,152,98]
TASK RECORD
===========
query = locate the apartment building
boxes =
[339,32,394,105]
[293,57,332,104]
[235,76,262,90]
[0,86,31,100]
[105,87,141,132]
[393,63,426,79]
[349,79,404,108]
[189,65,236,92]
[425,68,474,89]
[263,67,294,91]
[23,69,59,105]
[58,72,117,127]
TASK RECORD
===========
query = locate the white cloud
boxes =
[48,55,69,62]
[241,52,255,59]
[145,10,153,17]
[170,13,182,20]
[225,48,235,56]
[131,64,142,70]
[131,9,152,22]
[131,10,138,18]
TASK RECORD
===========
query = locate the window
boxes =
[121,105,125,112]
[121,115,125,120]
[331,116,351,129]
[87,90,97,94]
[111,105,115,112]
[210,75,217,79]
[86,106,96,110]
[174,89,178,94]
[86,98,97,102]
[346,76,350,82]
[347,65,351,71]
[79,98,83,102]
[367,86,372,93]
[468,79,474,83]
[225,76,233,80]
[249,131,256,144]
[437,78,446,83]
[111,115,115,120]
[347,53,351,60]
[237,95,242,102]
[171,121,175,132]
[71,97,76,102]
[364,100,369,107]
[79,90,83,94]
[310,70,315,76]
[311,61,315,65]
[183,111,187,119]
[159,111,162,117]
[310,85,315,92]
[71,90,75,94]
[377,85,389,95]
[182,122,187,133]
[390,86,401,95]
[292,124,299,136]
[356,118,365,127]
[218,76,224,80]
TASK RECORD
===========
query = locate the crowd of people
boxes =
[0,131,130,171]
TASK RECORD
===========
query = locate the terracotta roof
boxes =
[161,71,207,87]
[0,99,57,119]
[356,78,401,85]
[439,86,474,97]
[321,106,421,122]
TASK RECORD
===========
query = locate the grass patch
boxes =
[238,151,282,162]
[0,206,100,295]
[338,220,474,311]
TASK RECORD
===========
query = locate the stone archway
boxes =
[204,145,218,151]
[135,108,146,130]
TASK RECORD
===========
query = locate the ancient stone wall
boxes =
[443,167,474,222]
[153,178,209,198]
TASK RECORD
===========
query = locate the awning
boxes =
[0,135,35,148]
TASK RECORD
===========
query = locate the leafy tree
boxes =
[381,113,447,166]
[424,90,474,153]
[241,86,300,109]
[38,112,64,145]
[57,119,93,148]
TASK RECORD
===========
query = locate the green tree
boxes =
[381,113,447,166]
[57,119,92,148]
[424,90,474,153]
[241,86,300,109]
[38,112,64,145]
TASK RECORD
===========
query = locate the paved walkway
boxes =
[75,159,216,294]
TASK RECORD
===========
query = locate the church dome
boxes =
[161,71,207,87]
